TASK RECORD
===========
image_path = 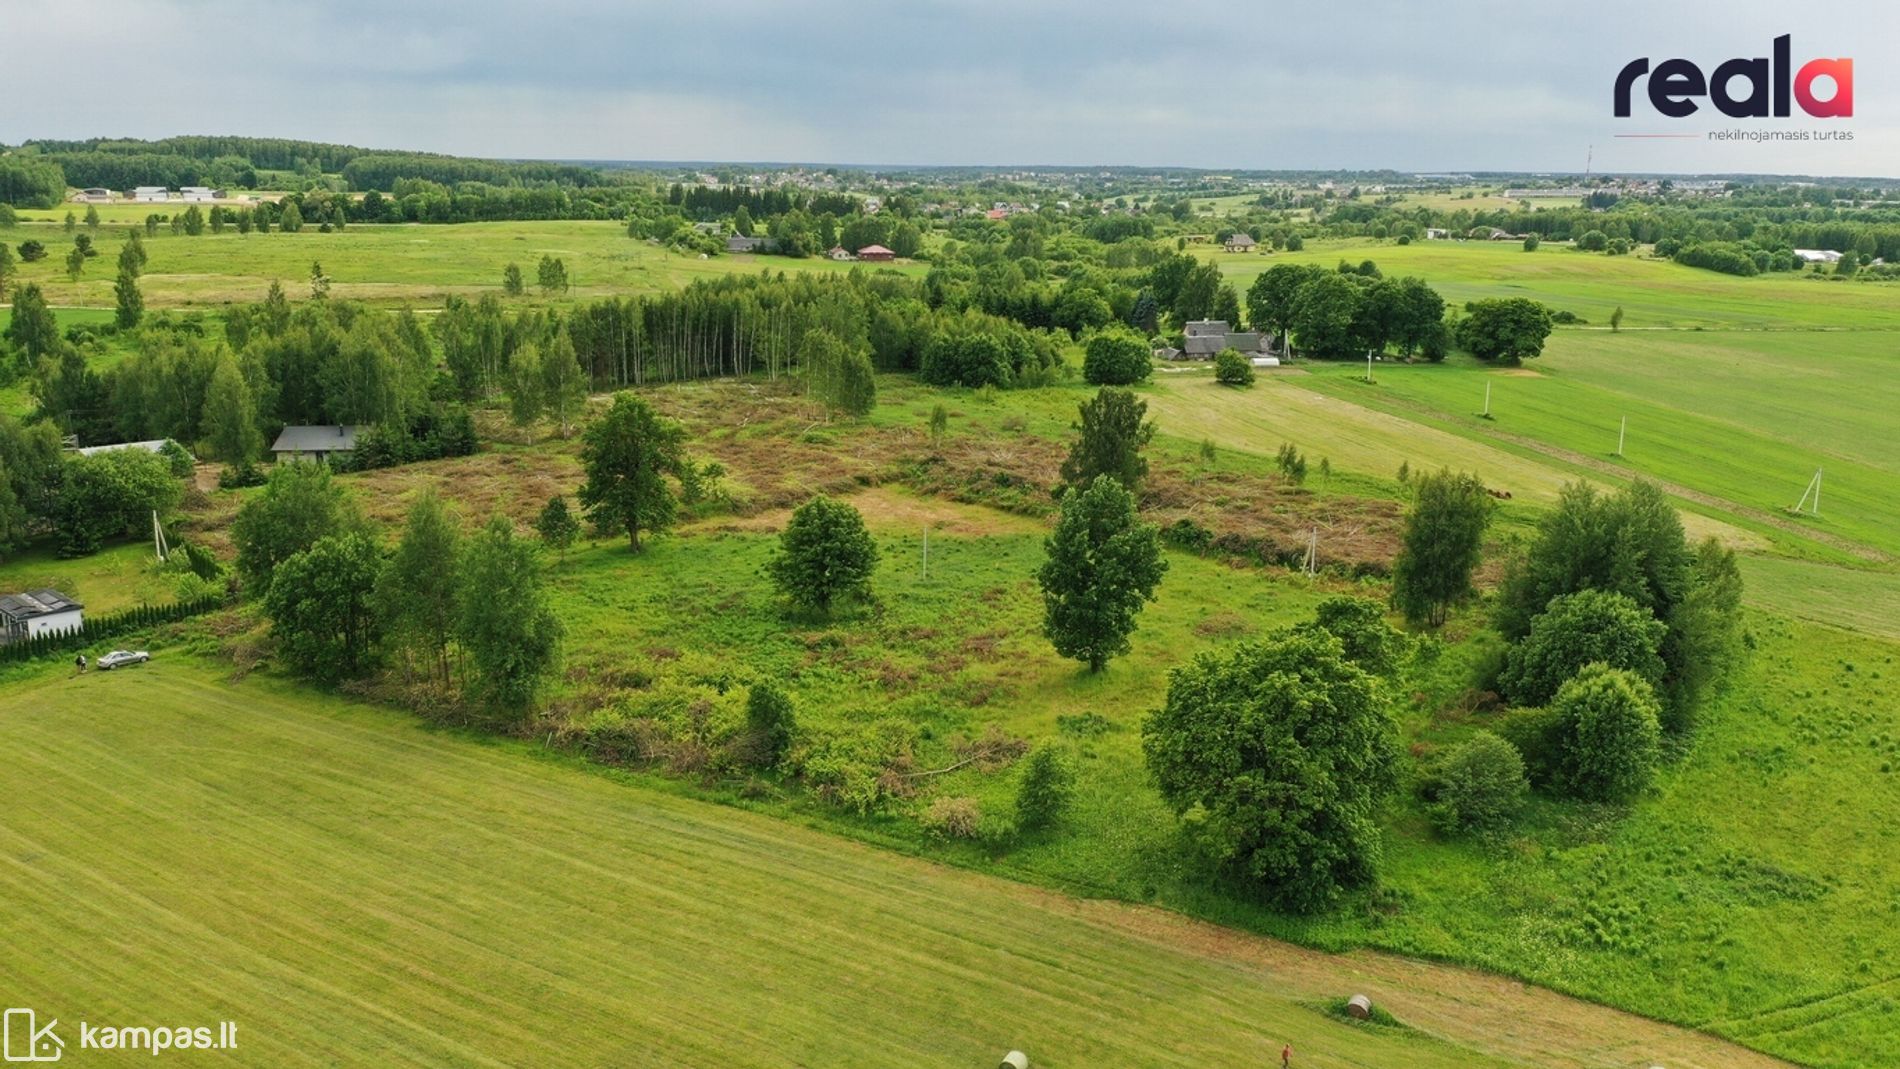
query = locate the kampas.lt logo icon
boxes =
[1615,35,1852,118]
[3,1009,63,1063]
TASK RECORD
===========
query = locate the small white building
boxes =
[271,425,360,463]
[132,186,171,203]
[74,188,113,203]
[179,186,224,202]
[0,589,84,643]
[1424,227,1449,240]
[1793,248,1842,264]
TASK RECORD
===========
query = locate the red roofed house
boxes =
[856,244,895,262]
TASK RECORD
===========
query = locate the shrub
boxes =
[767,496,879,615]
[1014,744,1074,832]
[1499,589,1667,707]
[1548,663,1663,802]
[1426,731,1528,833]
[1213,347,1255,386]
[1576,229,1608,251]
[1081,328,1152,385]
[744,681,798,769]
[1298,596,1408,677]
[922,796,983,839]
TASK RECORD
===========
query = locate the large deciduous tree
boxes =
[231,460,362,590]
[768,495,880,615]
[456,515,562,716]
[1390,469,1492,627]
[578,392,690,551]
[1059,387,1154,493]
[1142,626,1399,912]
[1037,474,1166,672]
[1455,298,1553,364]
[377,490,463,684]
[265,532,384,682]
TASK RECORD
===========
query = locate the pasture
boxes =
[0,663,1791,1069]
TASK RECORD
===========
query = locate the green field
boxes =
[1,663,1795,1069]
[0,217,918,310]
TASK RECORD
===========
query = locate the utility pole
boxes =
[1616,416,1627,457]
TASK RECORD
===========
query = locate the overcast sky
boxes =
[7,0,1894,177]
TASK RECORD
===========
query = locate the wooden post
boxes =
[1482,381,1491,417]
[1616,416,1626,457]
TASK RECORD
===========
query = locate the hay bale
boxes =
[1347,994,1373,1019]
[999,1051,1030,1069]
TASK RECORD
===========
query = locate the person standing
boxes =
[1281,1042,1292,1068]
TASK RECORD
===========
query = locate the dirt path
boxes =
[1045,892,1801,1069]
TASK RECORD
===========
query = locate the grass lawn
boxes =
[0,662,1793,1069]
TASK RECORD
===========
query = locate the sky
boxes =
[7,0,1896,177]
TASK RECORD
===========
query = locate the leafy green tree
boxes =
[732,205,754,237]
[16,239,47,262]
[1499,589,1667,707]
[1576,229,1608,251]
[118,232,147,277]
[1213,347,1254,386]
[1037,474,1166,672]
[534,495,581,560]
[112,267,143,329]
[231,461,361,590]
[1496,480,1689,638]
[83,205,100,230]
[1247,263,1322,347]
[1425,731,1527,834]
[1014,744,1074,832]
[927,402,948,447]
[1522,234,1540,252]
[64,244,85,282]
[578,392,690,551]
[51,448,183,557]
[0,242,12,300]
[1610,305,1625,332]
[801,327,876,418]
[279,200,303,233]
[1390,469,1492,627]
[1547,664,1662,802]
[308,260,329,299]
[456,515,562,715]
[507,340,545,426]
[1081,328,1151,385]
[265,532,383,682]
[1456,298,1552,364]
[767,495,879,615]
[200,354,262,464]
[63,212,76,234]
[1658,537,1745,733]
[744,681,797,768]
[1275,441,1307,483]
[1288,270,1362,358]
[181,205,205,236]
[502,262,524,296]
[377,490,462,684]
[1142,627,1399,912]
[35,349,113,444]
[889,220,924,258]
[1059,387,1154,492]
[1298,596,1408,677]
[536,255,569,295]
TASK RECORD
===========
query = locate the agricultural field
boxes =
[0,662,1804,1069]
[0,215,916,309]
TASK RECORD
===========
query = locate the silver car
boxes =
[97,650,150,670]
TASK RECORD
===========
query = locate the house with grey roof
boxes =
[1223,232,1258,252]
[726,234,775,254]
[1172,320,1269,360]
[271,425,360,463]
[0,589,83,643]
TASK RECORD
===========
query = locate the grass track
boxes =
[0,665,1793,1068]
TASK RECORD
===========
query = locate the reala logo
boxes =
[1615,35,1852,118]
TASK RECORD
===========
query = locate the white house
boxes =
[132,186,171,203]
[271,425,360,463]
[0,589,84,643]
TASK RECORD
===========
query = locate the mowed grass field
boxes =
[0,216,917,310]
[0,663,1797,1069]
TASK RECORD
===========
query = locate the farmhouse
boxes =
[726,234,774,254]
[74,188,113,203]
[271,425,360,463]
[0,589,83,643]
[132,186,170,203]
[1157,320,1270,361]
[1223,233,1257,252]
[828,245,854,261]
[856,244,895,262]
